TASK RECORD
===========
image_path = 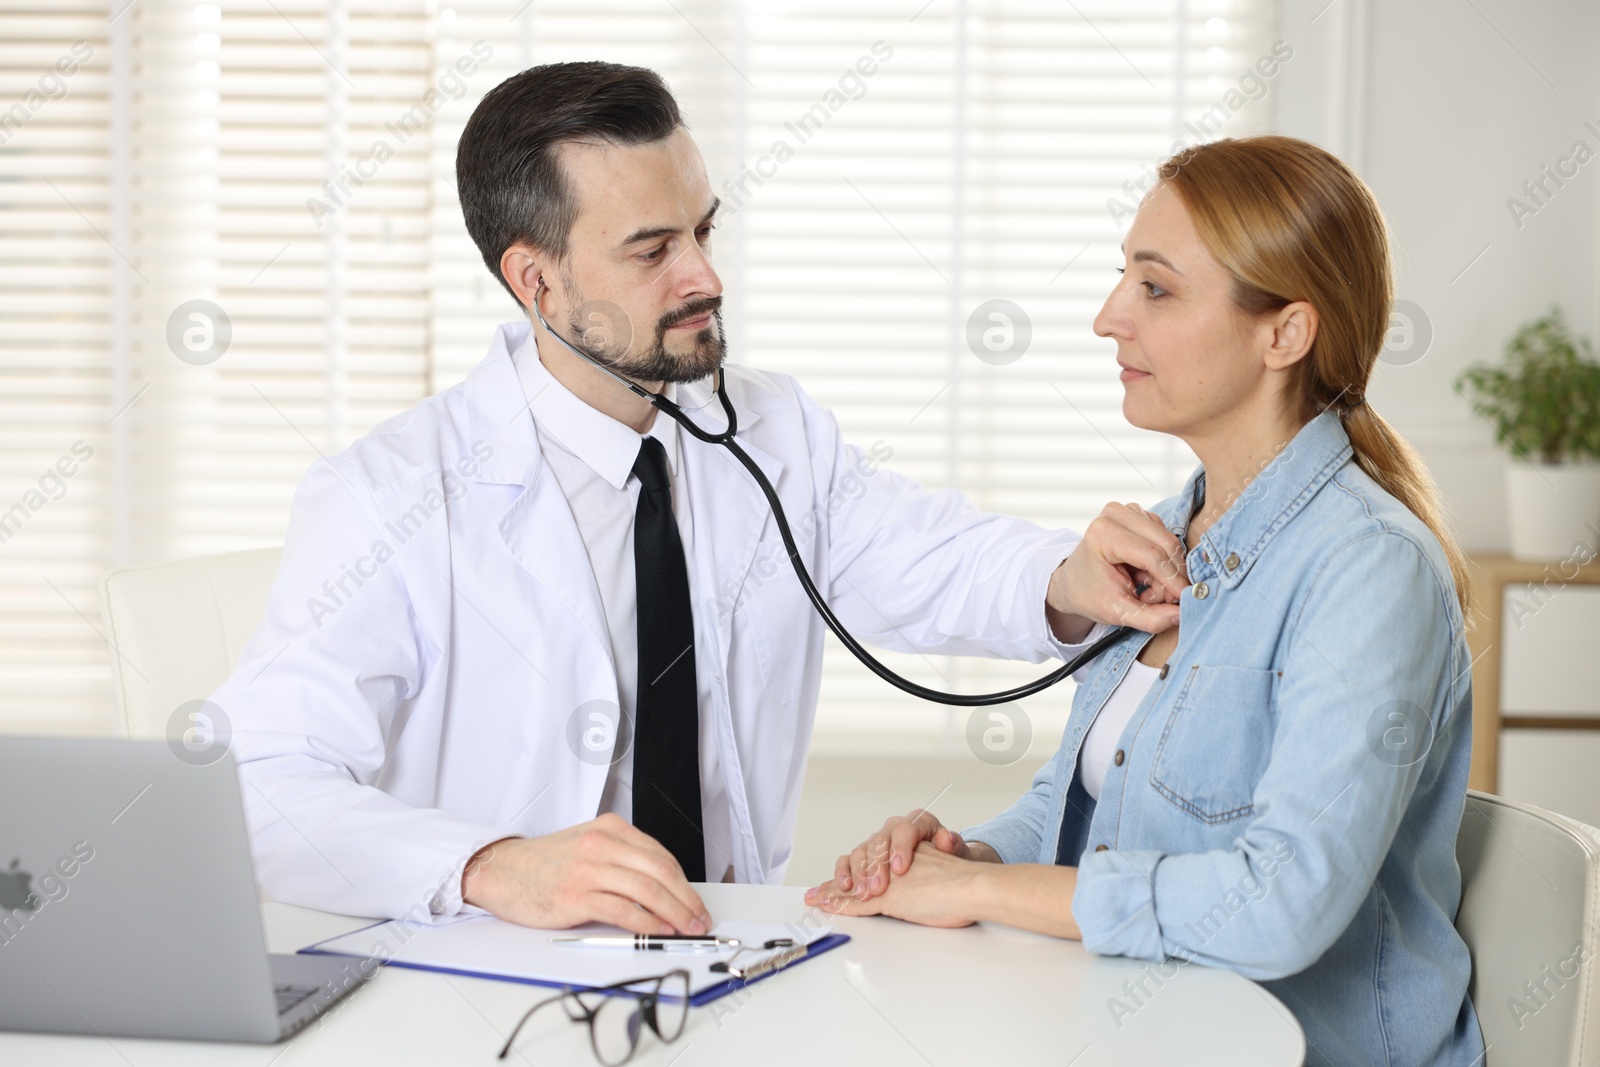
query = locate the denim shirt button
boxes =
[1094,844,1109,852]
[1158,663,1170,680]
[1114,749,1125,766]
[1193,581,1210,600]
[1225,552,1241,571]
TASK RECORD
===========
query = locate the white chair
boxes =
[98,548,282,739]
[1457,789,1600,1066]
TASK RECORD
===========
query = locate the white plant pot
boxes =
[1505,462,1600,562]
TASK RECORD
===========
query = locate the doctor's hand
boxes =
[1047,501,1188,639]
[460,814,712,936]
[810,808,1000,903]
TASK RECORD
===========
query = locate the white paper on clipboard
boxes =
[300,915,835,998]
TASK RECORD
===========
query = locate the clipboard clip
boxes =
[709,938,806,980]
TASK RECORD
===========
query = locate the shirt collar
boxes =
[1153,409,1354,585]
[511,330,680,490]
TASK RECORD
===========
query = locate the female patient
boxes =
[806,136,1485,1066]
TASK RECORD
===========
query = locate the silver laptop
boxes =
[0,737,371,1043]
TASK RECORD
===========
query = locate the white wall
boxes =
[1276,0,1600,553]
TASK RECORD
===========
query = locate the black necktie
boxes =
[630,436,706,882]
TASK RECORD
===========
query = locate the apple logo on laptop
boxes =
[0,858,39,913]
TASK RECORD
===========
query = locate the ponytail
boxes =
[1340,403,1473,617]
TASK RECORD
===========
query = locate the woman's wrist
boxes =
[952,840,1005,924]
[962,859,1011,925]
[961,862,1083,939]
[964,839,1003,864]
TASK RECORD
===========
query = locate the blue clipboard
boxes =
[299,921,850,1007]
[695,933,850,1006]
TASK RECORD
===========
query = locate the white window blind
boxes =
[1,2,115,732]
[0,0,1277,744]
[729,1,1276,752]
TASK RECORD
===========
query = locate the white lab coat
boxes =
[217,322,1087,921]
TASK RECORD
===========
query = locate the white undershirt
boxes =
[1078,660,1161,801]
[511,335,734,882]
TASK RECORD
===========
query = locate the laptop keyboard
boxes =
[275,983,320,1016]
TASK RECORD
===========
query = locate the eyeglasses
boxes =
[497,969,690,1065]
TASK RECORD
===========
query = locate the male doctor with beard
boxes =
[211,60,1188,936]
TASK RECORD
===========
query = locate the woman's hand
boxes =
[807,851,1086,941]
[805,842,987,928]
[819,809,985,901]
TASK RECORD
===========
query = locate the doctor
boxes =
[214,60,1187,936]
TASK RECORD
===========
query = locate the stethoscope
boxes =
[531,282,1135,706]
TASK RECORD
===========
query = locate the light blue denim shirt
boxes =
[964,410,1485,1066]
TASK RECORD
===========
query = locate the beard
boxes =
[567,294,726,385]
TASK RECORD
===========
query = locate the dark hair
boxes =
[456,61,684,301]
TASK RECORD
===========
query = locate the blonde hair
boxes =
[1157,135,1472,617]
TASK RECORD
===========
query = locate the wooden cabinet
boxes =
[1465,554,1600,795]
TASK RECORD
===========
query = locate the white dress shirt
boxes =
[511,335,734,881]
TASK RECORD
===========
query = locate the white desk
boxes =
[1,884,1305,1065]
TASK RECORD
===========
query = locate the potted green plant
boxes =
[1456,307,1600,561]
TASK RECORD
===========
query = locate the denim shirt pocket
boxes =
[1150,665,1278,825]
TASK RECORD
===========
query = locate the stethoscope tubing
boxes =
[529,288,1135,706]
